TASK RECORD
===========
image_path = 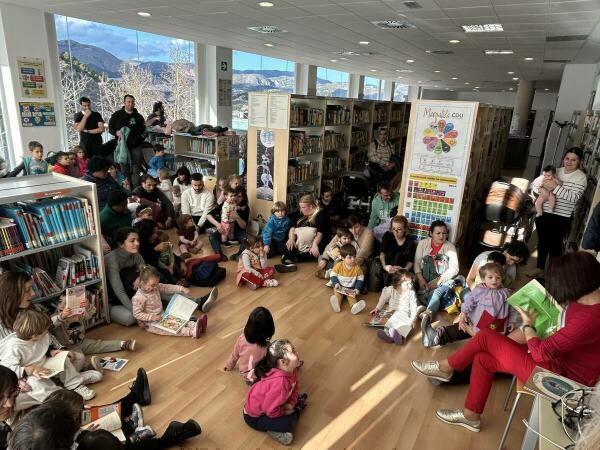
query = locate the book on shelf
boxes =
[153,294,198,334]
[507,279,562,339]
[373,107,388,123]
[287,161,320,185]
[351,130,368,146]
[81,410,126,442]
[326,105,351,125]
[29,267,61,298]
[322,153,345,175]
[352,109,370,124]
[324,131,347,151]
[289,131,323,157]
[100,357,129,372]
[175,159,215,177]
[290,105,324,127]
[0,218,25,256]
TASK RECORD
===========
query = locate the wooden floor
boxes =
[87,237,534,450]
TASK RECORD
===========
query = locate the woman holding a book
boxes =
[411,251,600,433]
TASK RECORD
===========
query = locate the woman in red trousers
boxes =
[411,251,600,432]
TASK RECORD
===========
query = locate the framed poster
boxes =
[400,100,478,241]
[18,57,47,98]
[256,130,275,201]
[19,102,56,127]
[218,79,231,107]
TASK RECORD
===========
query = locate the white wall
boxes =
[455,91,557,111]
[0,4,65,162]
[196,44,232,127]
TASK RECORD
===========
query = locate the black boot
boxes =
[130,368,151,406]
[159,420,202,446]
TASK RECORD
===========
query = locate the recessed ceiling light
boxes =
[258,1,274,6]
[451,77,458,80]
[465,82,470,85]
[434,70,441,73]
[339,57,348,60]
[512,77,519,81]
[509,87,514,91]
[449,39,461,44]
[450,89,454,91]
[417,81,422,83]
[524,57,534,61]
[544,88,549,91]
[507,71,515,75]
[370,69,377,72]
[359,41,370,45]
[434,85,439,88]
[264,43,273,47]
[397,76,403,78]
[475,86,480,89]
[330,59,338,62]
[137,11,151,17]
[484,50,514,55]
[461,23,503,33]
[406,59,415,63]
[397,69,413,73]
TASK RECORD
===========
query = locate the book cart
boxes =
[246,92,411,220]
[0,173,109,329]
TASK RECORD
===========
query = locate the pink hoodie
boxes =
[225,334,268,383]
[244,368,298,418]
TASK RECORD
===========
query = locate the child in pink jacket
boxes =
[132,265,207,338]
[243,338,307,446]
[224,307,274,384]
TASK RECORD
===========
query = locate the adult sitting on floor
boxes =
[379,215,417,287]
[278,194,330,272]
[346,215,374,293]
[100,190,133,242]
[368,181,400,230]
[465,241,530,290]
[81,156,125,209]
[411,251,600,433]
[181,173,216,232]
[206,186,249,262]
[132,174,175,229]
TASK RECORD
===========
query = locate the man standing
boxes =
[181,173,216,231]
[108,94,146,187]
[73,97,105,157]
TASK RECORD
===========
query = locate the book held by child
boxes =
[153,294,198,334]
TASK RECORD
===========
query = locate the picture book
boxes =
[81,410,125,442]
[524,366,589,402]
[100,357,128,372]
[365,308,394,327]
[66,285,86,316]
[153,294,198,334]
[335,286,357,297]
[40,351,69,378]
[507,280,562,339]
[81,402,121,426]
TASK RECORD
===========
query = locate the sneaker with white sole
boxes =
[200,287,218,313]
[263,279,279,287]
[351,299,366,315]
[124,403,144,431]
[80,370,103,385]
[130,425,156,443]
[122,339,137,351]
[74,385,96,401]
[329,295,341,313]
[267,431,293,445]
[435,409,481,432]
[325,280,333,287]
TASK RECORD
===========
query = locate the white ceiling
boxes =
[5,0,600,92]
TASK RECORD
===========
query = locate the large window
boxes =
[363,76,383,100]
[316,67,349,98]
[55,16,195,147]
[394,83,409,102]
[232,50,294,131]
[0,92,8,165]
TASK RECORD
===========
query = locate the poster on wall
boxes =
[249,93,268,128]
[19,102,56,127]
[218,79,231,107]
[256,130,275,201]
[402,101,478,241]
[17,57,47,98]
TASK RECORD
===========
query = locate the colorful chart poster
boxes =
[256,130,274,200]
[19,102,56,127]
[18,57,47,98]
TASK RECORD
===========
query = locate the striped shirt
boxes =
[533,168,587,218]
[330,262,364,290]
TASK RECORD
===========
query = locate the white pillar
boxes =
[307,65,317,96]
[348,74,364,99]
[194,42,204,125]
[0,4,66,163]
[544,63,599,166]
[512,79,534,137]
[407,85,420,101]
[195,44,232,127]
[295,63,309,95]
[382,80,394,101]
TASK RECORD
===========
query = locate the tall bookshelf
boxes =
[0,173,109,328]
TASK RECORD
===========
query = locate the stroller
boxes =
[340,170,372,222]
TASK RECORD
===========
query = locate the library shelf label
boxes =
[34,189,72,198]
[249,93,268,128]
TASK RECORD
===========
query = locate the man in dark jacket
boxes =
[81,156,125,208]
[582,202,600,252]
[108,94,146,187]
[100,190,133,240]
[132,174,175,228]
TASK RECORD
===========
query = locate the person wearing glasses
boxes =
[379,215,417,286]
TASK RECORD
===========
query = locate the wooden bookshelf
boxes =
[0,173,110,329]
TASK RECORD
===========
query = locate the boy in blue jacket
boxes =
[262,201,291,258]
[147,144,166,178]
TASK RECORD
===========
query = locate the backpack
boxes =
[186,255,226,287]
[368,258,383,293]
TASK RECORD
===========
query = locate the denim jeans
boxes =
[424,284,452,313]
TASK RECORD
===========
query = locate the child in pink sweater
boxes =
[236,235,278,290]
[224,307,274,384]
[243,338,307,446]
[132,265,207,338]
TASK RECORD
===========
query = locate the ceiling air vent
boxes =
[427,50,454,55]
[371,20,416,30]
[248,26,282,34]
[403,1,423,9]
[334,50,359,56]
[544,59,570,63]
[546,35,587,42]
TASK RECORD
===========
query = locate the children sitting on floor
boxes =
[75,145,88,178]
[177,214,203,259]
[0,309,102,402]
[371,270,423,345]
[132,265,207,338]
[52,151,72,176]
[9,141,50,176]
[316,227,358,280]
[236,235,278,290]
[243,338,307,446]
[329,244,366,314]
[262,201,290,258]
[157,231,175,276]
[214,177,227,205]
[224,306,275,384]
[421,263,517,348]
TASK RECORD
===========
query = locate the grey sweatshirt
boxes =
[104,248,145,310]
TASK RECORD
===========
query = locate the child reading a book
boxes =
[0,309,103,403]
[75,146,88,178]
[329,244,366,314]
[52,152,73,176]
[371,270,423,345]
[243,338,307,446]
[177,214,203,259]
[158,168,174,203]
[132,206,153,227]
[224,306,275,384]
[220,187,237,244]
[236,235,278,290]
[214,178,227,205]
[262,201,290,258]
[132,265,206,338]
[147,145,166,179]
[316,227,358,280]
[8,141,50,177]
[421,263,518,348]
[532,165,562,217]
[157,232,175,275]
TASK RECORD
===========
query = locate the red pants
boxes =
[447,329,537,414]
[240,267,275,288]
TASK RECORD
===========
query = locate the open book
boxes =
[153,294,198,334]
[507,279,562,339]
[365,309,394,327]
[66,285,87,317]
[335,286,357,297]
[524,366,589,402]
[81,410,125,442]
[40,351,69,378]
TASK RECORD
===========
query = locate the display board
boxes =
[399,100,479,240]
[17,57,47,98]
[19,102,56,127]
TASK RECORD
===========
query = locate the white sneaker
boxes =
[74,385,96,401]
[329,295,341,313]
[325,281,333,287]
[351,300,366,315]
[263,279,279,287]
[80,370,103,385]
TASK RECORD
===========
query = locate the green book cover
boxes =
[507,279,562,339]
